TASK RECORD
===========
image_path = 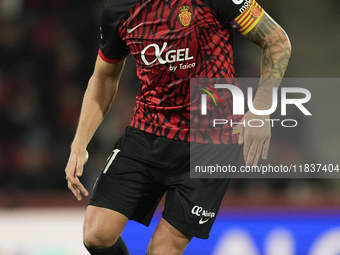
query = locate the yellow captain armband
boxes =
[230,0,265,35]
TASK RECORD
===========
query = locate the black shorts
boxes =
[89,126,241,239]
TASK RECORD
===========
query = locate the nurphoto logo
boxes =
[200,84,312,128]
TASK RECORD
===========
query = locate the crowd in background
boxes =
[0,0,339,207]
[0,0,105,193]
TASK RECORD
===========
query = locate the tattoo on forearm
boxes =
[245,15,291,87]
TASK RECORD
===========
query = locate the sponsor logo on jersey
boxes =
[191,205,215,225]
[239,0,251,13]
[178,5,192,27]
[141,42,194,66]
[127,23,143,34]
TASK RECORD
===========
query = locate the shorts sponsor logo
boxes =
[191,205,203,216]
[232,0,244,5]
[191,205,215,224]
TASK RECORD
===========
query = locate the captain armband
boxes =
[230,0,265,35]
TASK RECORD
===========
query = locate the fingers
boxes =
[65,152,89,201]
[243,134,251,164]
[67,180,81,200]
[238,124,245,145]
[66,169,89,201]
[67,178,89,201]
[243,135,270,166]
[66,166,89,200]
[262,138,270,160]
[246,141,262,166]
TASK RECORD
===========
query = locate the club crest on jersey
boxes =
[250,5,262,19]
[178,5,192,27]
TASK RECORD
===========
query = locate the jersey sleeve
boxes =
[98,1,130,63]
[203,0,265,35]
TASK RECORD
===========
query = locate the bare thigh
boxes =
[147,218,192,255]
[83,205,128,249]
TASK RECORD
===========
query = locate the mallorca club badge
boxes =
[250,5,262,19]
[178,5,192,27]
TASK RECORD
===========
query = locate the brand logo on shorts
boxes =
[199,218,210,225]
[191,205,215,225]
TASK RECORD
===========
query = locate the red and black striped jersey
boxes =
[99,0,264,143]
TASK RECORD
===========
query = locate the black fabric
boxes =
[89,126,241,239]
[99,0,141,60]
[84,237,129,255]
[200,0,246,26]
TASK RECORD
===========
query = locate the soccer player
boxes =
[65,0,291,254]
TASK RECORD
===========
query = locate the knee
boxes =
[83,206,128,249]
[83,226,118,249]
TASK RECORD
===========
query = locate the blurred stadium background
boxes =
[0,0,339,254]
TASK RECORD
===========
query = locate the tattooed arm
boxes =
[238,12,292,166]
[244,13,291,89]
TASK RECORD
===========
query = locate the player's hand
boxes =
[238,111,271,166]
[65,148,89,201]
